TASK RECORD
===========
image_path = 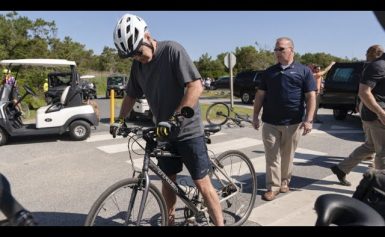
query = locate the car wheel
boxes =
[69,120,91,141]
[0,127,8,146]
[333,109,348,120]
[241,91,252,104]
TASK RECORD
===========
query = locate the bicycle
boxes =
[206,102,252,128]
[85,107,257,226]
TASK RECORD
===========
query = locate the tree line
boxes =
[1,11,358,95]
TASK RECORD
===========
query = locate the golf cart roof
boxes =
[0,59,76,67]
[80,75,96,79]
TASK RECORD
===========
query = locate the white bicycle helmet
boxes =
[113,13,148,58]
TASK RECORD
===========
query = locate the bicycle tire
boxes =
[85,178,168,226]
[206,102,230,126]
[210,150,257,226]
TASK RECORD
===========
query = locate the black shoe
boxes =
[10,210,37,226]
[330,165,351,186]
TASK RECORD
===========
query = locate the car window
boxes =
[49,73,72,87]
[330,68,354,83]
[108,77,124,85]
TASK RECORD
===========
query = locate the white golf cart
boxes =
[0,59,99,146]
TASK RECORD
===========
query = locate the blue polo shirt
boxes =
[259,61,316,125]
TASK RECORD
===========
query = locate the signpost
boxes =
[224,53,236,109]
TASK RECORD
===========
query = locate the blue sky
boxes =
[8,11,385,61]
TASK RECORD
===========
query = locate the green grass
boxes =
[201,89,231,98]
[201,103,252,122]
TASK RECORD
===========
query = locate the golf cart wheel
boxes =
[69,120,91,141]
[0,127,8,146]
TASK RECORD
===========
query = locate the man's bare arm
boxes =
[118,95,137,120]
[175,79,203,113]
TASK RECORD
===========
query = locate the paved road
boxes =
[0,98,369,226]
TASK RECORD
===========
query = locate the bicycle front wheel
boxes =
[210,150,257,226]
[206,102,230,126]
[85,178,168,226]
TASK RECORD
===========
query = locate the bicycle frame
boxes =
[126,128,241,225]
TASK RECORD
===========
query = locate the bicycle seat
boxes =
[204,125,221,134]
[314,194,385,226]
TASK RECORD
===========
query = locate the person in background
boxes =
[110,13,224,225]
[312,61,336,123]
[43,78,51,104]
[330,45,385,185]
[2,69,22,112]
[252,37,316,201]
[0,173,36,226]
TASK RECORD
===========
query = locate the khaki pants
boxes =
[262,123,302,192]
[338,120,385,173]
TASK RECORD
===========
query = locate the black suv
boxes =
[233,70,264,104]
[320,61,367,120]
[210,76,230,90]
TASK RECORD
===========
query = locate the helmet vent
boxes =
[127,35,133,52]
[117,29,121,38]
[126,25,130,34]
[134,29,139,43]
[120,42,126,52]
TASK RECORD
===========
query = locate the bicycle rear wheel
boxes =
[206,102,230,126]
[85,178,168,226]
[210,150,257,226]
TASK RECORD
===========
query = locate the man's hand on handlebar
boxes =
[110,117,127,138]
[156,112,182,140]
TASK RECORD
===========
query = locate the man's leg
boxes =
[161,175,177,226]
[280,123,301,191]
[262,123,281,200]
[194,176,224,226]
[177,136,224,226]
[368,120,385,169]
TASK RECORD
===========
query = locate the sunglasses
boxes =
[274,47,288,52]
[132,42,154,57]
[132,49,144,57]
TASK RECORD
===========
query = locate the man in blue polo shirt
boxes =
[252,37,317,201]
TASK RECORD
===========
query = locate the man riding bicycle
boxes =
[110,13,224,226]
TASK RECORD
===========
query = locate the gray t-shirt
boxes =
[126,41,204,141]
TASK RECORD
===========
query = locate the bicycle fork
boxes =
[126,153,151,226]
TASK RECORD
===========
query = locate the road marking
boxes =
[126,147,329,180]
[208,138,262,155]
[89,132,225,144]
[96,133,248,155]
[311,129,363,134]
[86,133,123,142]
[97,139,146,154]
